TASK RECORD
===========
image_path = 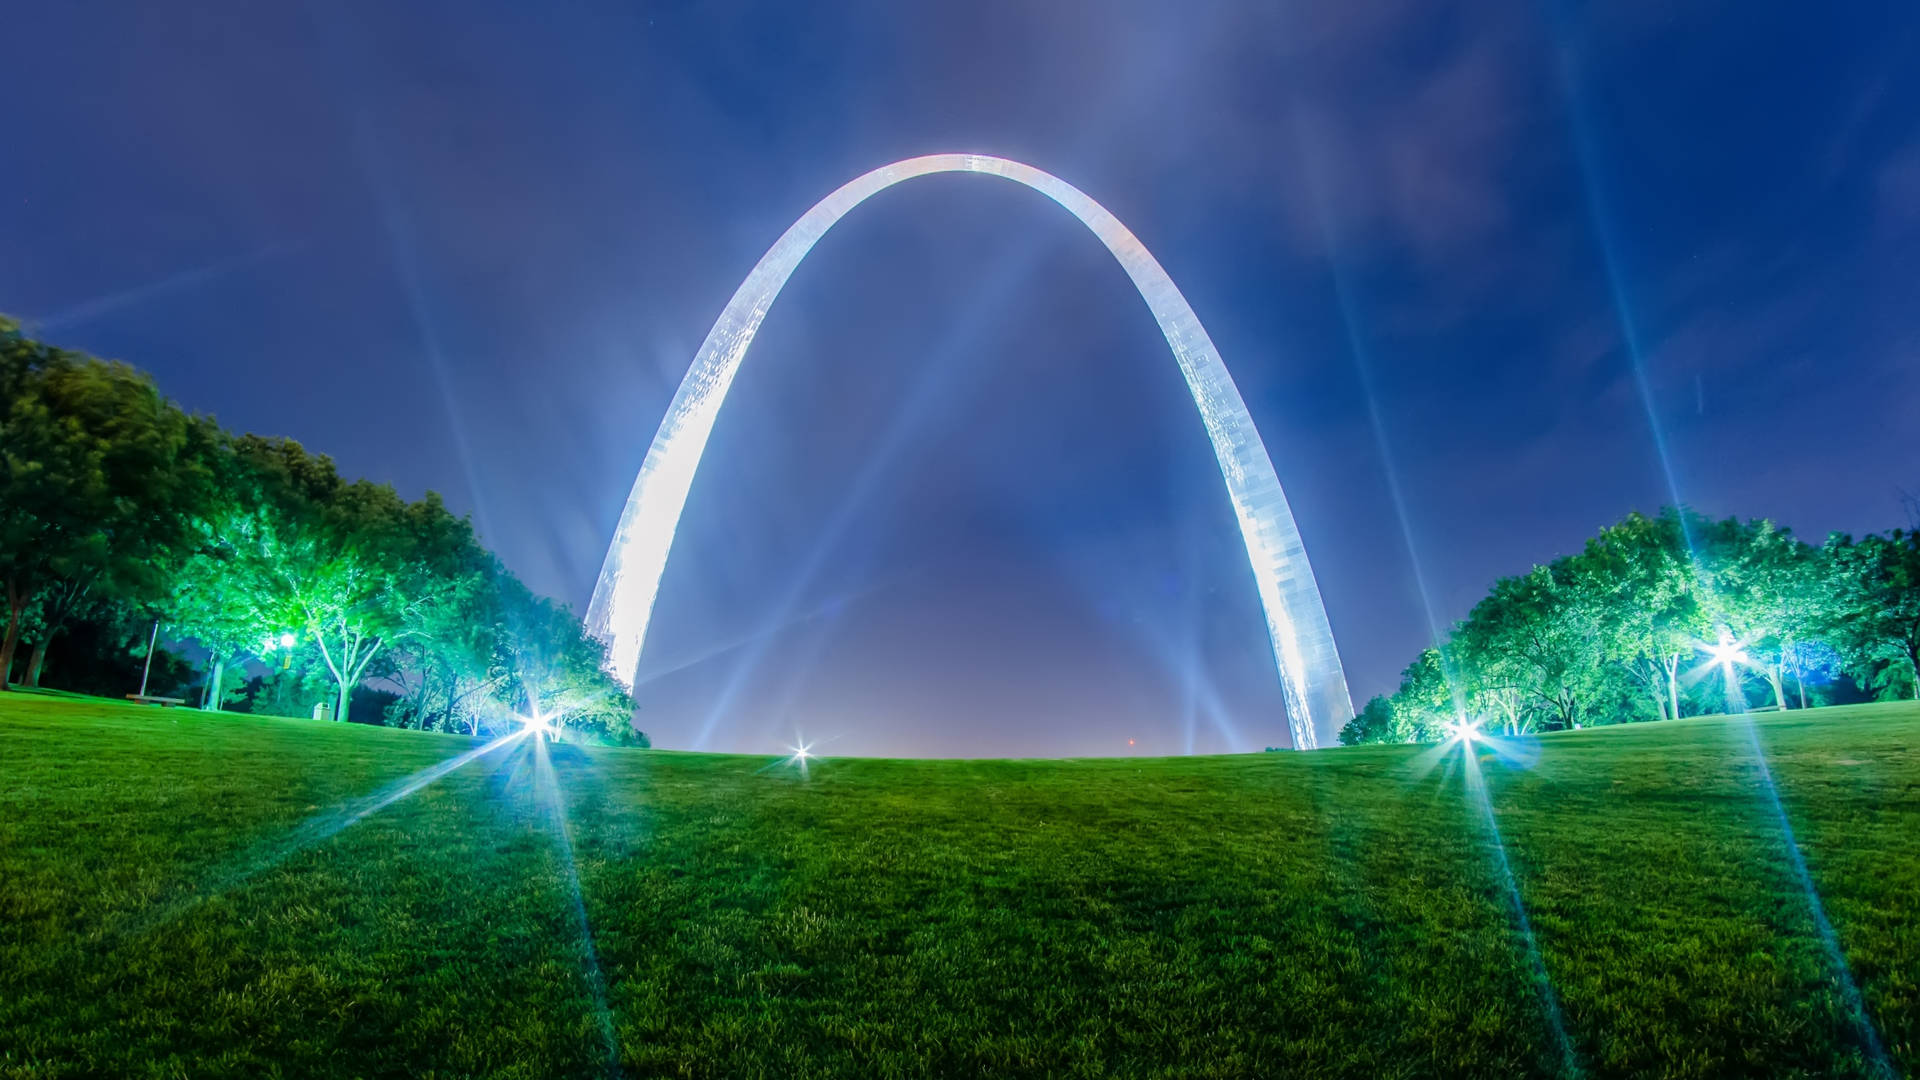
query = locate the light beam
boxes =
[785,739,815,779]
[125,727,534,937]
[1452,734,1581,1075]
[531,736,623,1076]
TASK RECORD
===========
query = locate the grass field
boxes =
[2,694,1916,1079]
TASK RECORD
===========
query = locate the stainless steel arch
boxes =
[587,154,1353,748]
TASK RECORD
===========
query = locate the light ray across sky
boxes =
[35,246,290,334]
[683,227,1053,751]
[1545,18,1694,554]
[306,0,495,542]
[1551,31,1888,1061]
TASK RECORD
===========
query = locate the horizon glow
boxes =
[586,154,1354,749]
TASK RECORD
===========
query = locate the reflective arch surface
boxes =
[588,154,1353,748]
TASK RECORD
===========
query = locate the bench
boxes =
[125,694,188,707]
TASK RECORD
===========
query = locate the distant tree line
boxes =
[1340,506,1920,745]
[0,318,642,744]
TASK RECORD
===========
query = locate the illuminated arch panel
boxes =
[588,154,1353,748]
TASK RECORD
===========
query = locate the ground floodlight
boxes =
[785,740,815,778]
[1703,628,1750,670]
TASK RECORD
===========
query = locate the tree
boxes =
[1388,647,1460,741]
[1454,562,1608,730]
[1339,695,1405,745]
[1452,632,1533,735]
[222,436,408,724]
[1824,531,1920,701]
[379,509,506,734]
[494,574,640,745]
[0,324,212,688]
[1,318,647,740]
[1697,516,1824,710]
[1580,509,1703,722]
[164,436,288,709]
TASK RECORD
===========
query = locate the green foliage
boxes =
[1824,530,1920,701]
[1580,509,1703,722]
[1388,647,1458,740]
[0,320,642,746]
[1699,515,1826,710]
[1454,562,1606,731]
[1341,506,1918,746]
[3,694,1916,1076]
[238,659,337,720]
[494,573,640,744]
[1338,694,1407,745]
[0,320,215,688]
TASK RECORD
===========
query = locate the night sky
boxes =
[4,2,1916,756]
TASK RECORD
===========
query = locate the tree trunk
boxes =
[203,658,225,712]
[1666,661,1682,721]
[336,679,351,724]
[0,578,25,691]
[25,640,47,688]
[1766,665,1787,711]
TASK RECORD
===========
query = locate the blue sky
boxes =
[3,0,1916,755]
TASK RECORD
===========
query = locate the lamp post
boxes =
[136,620,160,698]
[261,631,297,670]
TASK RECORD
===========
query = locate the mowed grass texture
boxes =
[2,695,1916,1079]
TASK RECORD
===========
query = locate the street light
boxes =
[261,631,297,670]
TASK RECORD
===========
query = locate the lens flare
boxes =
[785,739,815,779]
[1702,628,1750,670]
[518,709,553,740]
[124,727,534,938]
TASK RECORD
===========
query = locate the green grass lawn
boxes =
[2,694,1916,1079]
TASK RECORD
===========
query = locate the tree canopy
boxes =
[0,319,641,745]
[1340,507,1920,746]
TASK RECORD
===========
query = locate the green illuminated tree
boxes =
[1339,695,1406,745]
[1823,530,1920,701]
[1452,631,1532,735]
[1697,516,1824,710]
[1454,563,1608,730]
[379,506,506,734]
[494,573,639,744]
[1386,647,1459,740]
[221,436,407,724]
[161,435,299,709]
[1580,509,1703,721]
[168,509,275,709]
